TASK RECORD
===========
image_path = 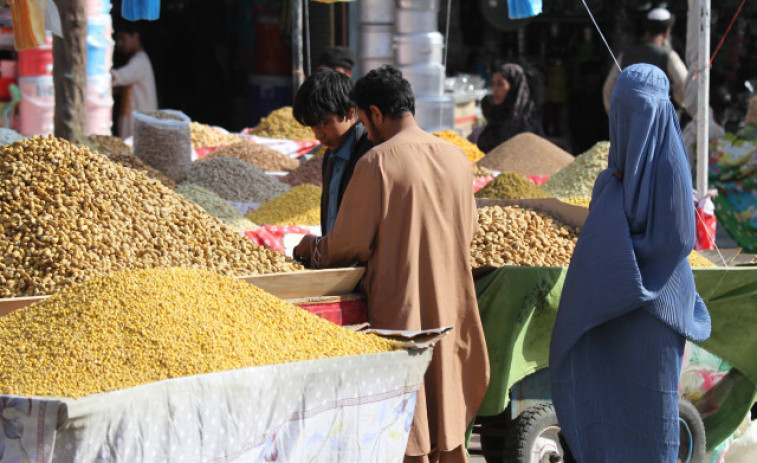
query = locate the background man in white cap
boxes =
[602,7,688,113]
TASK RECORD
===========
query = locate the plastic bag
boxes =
[695,192,718,251]
[121,0,160,21]
[508,0,542,19]
[8,0,46,50]
[44,0,62,38]
[133,109,191,182]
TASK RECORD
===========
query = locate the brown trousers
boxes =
[404,445,468,463]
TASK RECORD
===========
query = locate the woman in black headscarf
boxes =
[476,63,543,153]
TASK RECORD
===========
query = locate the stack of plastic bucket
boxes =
[17,34,54,136]
[86,0,114,135]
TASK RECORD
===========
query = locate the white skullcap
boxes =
[647,8,673,21]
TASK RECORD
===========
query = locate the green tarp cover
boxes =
[474,266,757,450]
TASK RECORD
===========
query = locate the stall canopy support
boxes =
[696,0,710,199]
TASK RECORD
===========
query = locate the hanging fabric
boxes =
[8,0,46,50]
[122,0,160,21]
[507,0,542,19]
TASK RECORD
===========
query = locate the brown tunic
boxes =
[296,126,489,456]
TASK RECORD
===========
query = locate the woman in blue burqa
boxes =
[549,63,712,461]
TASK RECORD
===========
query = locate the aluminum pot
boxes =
[398,63,445,97]
[360,24,394,60]
[395,8,438,34]
[414,95,455,132]
[359,0,395,23]
[360,58,394,76]
[394,32,444,66]
[396,0,440,11]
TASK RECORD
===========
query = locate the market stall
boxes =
[0,267,441,462]
[465,198,757,461]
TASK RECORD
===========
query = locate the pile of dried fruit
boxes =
[203,141,299,172]
[433,129,485,163]
[477,132,574,176]
[190,122,244,148]
[82,135,177,189]
[247,185,321,226]
[0,267,396,398]
[472,164,493,178]
[475,171,551,199]
[559,197,591,208]
[471,206,579,268]
[282,155,324,187]
[250,106,315,141]
[0,136,301,297]
[176,183,259,232]
[542,142,610,198]
[187,156,291,203]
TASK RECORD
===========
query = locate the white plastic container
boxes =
[396,0,440,10]
[360,24,394,61]
[86,74,113,135]
[395,8,438,34]
[18,76,54,136]
[414,95,454,132]
[398,63,445,96]
[394,32,444,66]
[359,0,395,23]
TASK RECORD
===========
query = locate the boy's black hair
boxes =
[292,68,355,127]
[114,20,143,35]
[349,65,414,119]
[317,46,355,71]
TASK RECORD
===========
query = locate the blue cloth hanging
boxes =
[122,0,160,21]
[549,63,711,462]
[507,0,542,19]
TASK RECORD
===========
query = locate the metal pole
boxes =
[696,0,710,199]
[292,0,304,93]
[443,0,451,67]
[304,0,311,76]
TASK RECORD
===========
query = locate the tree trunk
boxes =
[53,0,87,141]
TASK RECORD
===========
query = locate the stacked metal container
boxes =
[358,0,395,75]
[394,0,453,131]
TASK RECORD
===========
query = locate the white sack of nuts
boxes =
[133,110,192,183]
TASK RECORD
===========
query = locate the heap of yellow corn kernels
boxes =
[0,136,301,297]
[247,184,322,226]
[0,268,397,398]
[433,129,485,163]
[190,122,244,148]
[249,107,315,141]
[560,197,591,208]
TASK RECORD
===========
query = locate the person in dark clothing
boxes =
[293,68,374,235]
[602,7,688,113]
[476,63,543,153]
[317,46,356,77]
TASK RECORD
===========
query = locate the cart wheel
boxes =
[504,403,570,463]
[678,398,706,463]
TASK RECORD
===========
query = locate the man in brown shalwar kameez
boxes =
[294,66,489,463]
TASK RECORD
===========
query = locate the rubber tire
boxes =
[504,403,572,463]
[678,398,707,463]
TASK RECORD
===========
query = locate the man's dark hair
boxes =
[350,65,415,119]
[643,13,675,35]
[317,46,355,71]
[292,68,355,127]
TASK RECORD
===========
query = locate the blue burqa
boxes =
[549,64,711,462]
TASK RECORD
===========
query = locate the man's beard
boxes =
[365,118,384,144]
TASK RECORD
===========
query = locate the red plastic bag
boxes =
[244,225,310,254]
[526,175,550,186]
[694,193,717,251]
